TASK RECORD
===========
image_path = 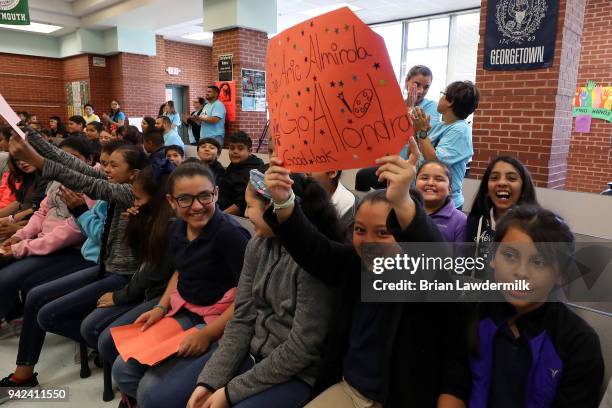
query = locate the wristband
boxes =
[273,190,295,212]
[154,305,169,315]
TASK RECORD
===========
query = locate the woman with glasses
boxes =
[111,162,251,408]
[411,81,480,210]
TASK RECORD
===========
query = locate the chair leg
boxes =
[79,343,91,378]
[103,361,114,401]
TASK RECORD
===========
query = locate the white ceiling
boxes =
[2,0,481,47]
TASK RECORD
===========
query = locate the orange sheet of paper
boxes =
[266,7,413,172]
[110,318,199,366]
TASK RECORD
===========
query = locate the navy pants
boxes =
[38,272,131,345]
[136,352,311,408]
[16,265,98,366]
[0,249,91,320]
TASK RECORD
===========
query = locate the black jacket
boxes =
[206,159,226,186]
[218,155,264,214]
[264,200,471,407]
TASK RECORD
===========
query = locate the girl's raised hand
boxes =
[58,187,86,209]
[375,137,421,209]
[264,158,294,205]
[411,106,432,133]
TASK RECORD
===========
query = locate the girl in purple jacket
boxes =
[416,160,467,242]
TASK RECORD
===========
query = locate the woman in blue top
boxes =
[163,101,181,130]
[412,81,480,210]
[104,99,126,127]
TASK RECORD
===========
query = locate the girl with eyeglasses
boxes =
[111,162,251,408]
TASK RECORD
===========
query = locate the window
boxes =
[368,10,480,104]
[371,22,403,83]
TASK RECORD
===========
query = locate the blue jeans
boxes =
[80,302,137,350]
[0,249,91,320]
[38,272,131,344]
[16,265,99,366]
[97,298,160,365]
[137,352,311,408]
[112,310,208,401]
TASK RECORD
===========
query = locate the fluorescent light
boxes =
[0,22,63,34]
[181,31,213,41]
[302,3,362,16]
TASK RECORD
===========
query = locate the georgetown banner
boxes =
[0,0,29,25]
[484,0,559,70]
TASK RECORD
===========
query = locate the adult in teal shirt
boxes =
[163,101,181,129]
[155,116,184,148]
[412,80,480,209]
[199,85,226,146]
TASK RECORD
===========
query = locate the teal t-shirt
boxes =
[200,100,226,141]
[421,120,473,208]
[164,128,184,148]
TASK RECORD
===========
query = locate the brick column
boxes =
[212,28,268,150]
[470,0,587,189]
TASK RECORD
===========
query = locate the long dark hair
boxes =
[8,156,38,201]
[125,166,173,268]
[469,155,538,219]
[142,116,156,133]
[49,115,67,137]
[114,145,149,171]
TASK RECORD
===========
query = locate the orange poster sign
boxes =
[266,7,412,172]
[111,318,198,366]
[216,81,236,122]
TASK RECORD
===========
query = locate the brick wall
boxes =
[212,28,268,150]
[564,0,612,193]
[470,0,586,189]
[0,53,64,126]
[0,37,213,127]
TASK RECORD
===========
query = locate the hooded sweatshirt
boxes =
[12,181,95,258]
[218,154,264,214]
[197,236,333,405]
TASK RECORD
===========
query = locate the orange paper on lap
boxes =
[110,318,198,366]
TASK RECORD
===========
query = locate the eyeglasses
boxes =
[173,191,215,208]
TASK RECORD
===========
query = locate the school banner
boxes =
[484,0,559,70]
[0,0,30,25]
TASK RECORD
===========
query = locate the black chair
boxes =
[602,182,612,196]
[79,343,90,378]
[103,361,114,401]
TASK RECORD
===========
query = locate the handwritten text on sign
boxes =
[266,7,412,172]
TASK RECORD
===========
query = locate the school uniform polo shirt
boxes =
[169,209,250,306]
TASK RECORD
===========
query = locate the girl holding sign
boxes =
[262,139,470,408]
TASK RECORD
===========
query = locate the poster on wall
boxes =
[218,54,233,81]
[241,69,266,112]
[265,7,412,173]
[65,81,89,118]
[484,0,559,70]
[215,80,236,122]
[572,81,612,123]
[0,0,30,25]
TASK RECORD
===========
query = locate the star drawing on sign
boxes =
[344,24,350,31]
[373,62,381,69]
[340,108,345,113]
[319,129,325,135]
[330,81,336,87]
[308,106,313,112]
[325,27,330,33]
[334,27,340,34]
[304,57,308,62]
[291,145,295,149]
[339,80,344,87]
[305,87,310,93]
[352,75,358,81]
[297,90,301,96]
[379,79,386,86]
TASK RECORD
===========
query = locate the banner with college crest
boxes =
[484,0,559,70]
[0,0,30,25]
